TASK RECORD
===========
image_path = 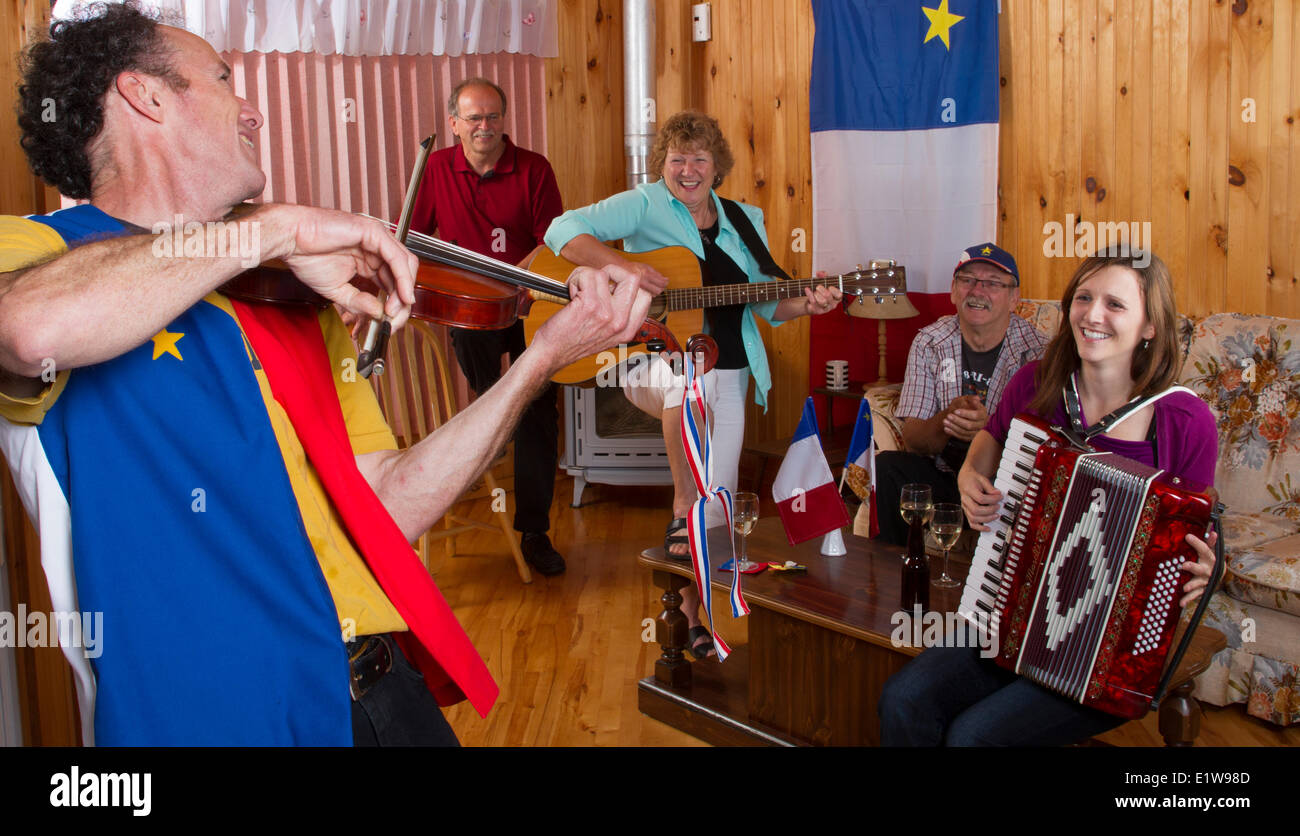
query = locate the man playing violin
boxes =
[409,77,568,576]
[0,3,651,745]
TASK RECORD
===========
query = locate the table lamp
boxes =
[844,261,919,385]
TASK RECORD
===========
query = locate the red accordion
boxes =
[959,414,1216,719]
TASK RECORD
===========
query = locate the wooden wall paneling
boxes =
[0,0,55,217]
[2,471,80,746]
[1207,0,1232,316]
[1167,0,1193,300]
[1229,0,1272,318]
[1078,0,1100,263]
[655,0,696,119]
[1129,0,1153,259]
[1052,0,1077,298]
[1001,1,1034,295]
[1111,0,1135,248]
[1092,0,1119,252]
[1290,1,1300,309]
[544,0,625,211]
[0,0,27,216]
[1187,0,1222,315]
[1268,0,1295,311]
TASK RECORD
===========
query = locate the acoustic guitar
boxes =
[522,246,907,384]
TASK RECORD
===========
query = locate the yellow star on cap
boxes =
[151,328,185,361]
[922,0,965,50]
[981,246,993,255]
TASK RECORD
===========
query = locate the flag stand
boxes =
[820,528,847,556]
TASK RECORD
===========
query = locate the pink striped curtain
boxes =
[223,50,547,411]
[225,50,548,220]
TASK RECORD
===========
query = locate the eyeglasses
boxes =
[953,273,1015,293]
[457,113,502,126]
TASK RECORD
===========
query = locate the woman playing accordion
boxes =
[878,251,1220,746]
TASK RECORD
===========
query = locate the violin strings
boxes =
[362,215,572,299]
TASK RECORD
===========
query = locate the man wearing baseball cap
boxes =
[874,243,1047,546]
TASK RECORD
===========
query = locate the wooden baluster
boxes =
[652,569,693,688]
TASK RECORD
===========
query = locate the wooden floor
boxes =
[435,477,1298,748]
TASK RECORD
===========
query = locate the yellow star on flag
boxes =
[151,328,185,361]
[922,0,965,50]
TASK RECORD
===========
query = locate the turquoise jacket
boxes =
[544,180,785,410]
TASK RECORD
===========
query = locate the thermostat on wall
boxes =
[692,3,711,42]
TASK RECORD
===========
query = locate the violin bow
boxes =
[357,134,435,378]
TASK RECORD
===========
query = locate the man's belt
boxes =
[348,635,394,701]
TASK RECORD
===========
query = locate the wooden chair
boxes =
[369,320,532,583]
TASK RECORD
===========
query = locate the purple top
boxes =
[987,361,1219,488]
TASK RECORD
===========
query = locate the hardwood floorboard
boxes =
[435,477,1293,748]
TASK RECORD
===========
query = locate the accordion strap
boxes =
[1064,374,1198,443]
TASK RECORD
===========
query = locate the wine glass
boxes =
[899,483,934,530]
[733,492,760,571]
[930,503,964,588]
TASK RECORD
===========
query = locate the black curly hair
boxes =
[17,2,187,199]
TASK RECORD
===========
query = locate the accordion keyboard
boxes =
[959,418,1050,639]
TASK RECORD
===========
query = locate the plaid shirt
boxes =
[896,314,1047,469]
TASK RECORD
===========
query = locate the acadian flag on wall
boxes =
[810,0,999,313]
[772,398,851,546]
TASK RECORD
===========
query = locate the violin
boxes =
[221,226,717,377]
[220,133,717,379]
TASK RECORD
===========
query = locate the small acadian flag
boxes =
[772,397,850,546]
[843,397,880,538]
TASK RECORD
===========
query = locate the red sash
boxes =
[232,299,498,717]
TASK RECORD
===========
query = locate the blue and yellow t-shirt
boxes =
[0,205,406,744]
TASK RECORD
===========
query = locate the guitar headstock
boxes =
[838,262,908,300]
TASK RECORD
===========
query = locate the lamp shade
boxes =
[845,292,920,321]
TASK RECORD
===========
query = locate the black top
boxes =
[940,338,1005,472]
[698,219,749,370]
[960,337,1004,401]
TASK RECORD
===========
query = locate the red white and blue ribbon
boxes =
[679,354,748,661]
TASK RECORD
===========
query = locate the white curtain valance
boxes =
[52,0,560,57]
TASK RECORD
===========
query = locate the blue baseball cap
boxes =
[954,242,1019,285]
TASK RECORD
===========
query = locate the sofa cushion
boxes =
[1013,300,1063,337]
[1179,313,1300,521]
[1224,535,1300,617]
[1220,510,1300,552]
[1197,594,1300,725]
[866,383,904,453]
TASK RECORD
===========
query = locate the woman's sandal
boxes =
[664,517,690,561]
[687,625,716,660]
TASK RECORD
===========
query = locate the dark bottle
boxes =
[901,514,930,612]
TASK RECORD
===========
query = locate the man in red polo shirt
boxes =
[409,78,567,575]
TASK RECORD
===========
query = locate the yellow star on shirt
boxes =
[922,0,965,50]
[151,328,185,361]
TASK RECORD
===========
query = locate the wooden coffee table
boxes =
[637,517,968,746]
[637,518,1227,747]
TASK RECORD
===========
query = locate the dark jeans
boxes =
[451,320,559,534]
[873,450,962,546]
[350,637,460,747]
[877,636,1126,746]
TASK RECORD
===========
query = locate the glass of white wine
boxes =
[733,492,760,571]
[931,503,964,588]
[899,483,934,529]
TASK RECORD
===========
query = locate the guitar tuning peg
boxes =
[855,264,864,271]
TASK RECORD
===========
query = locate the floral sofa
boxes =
[863,301,1300,726]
